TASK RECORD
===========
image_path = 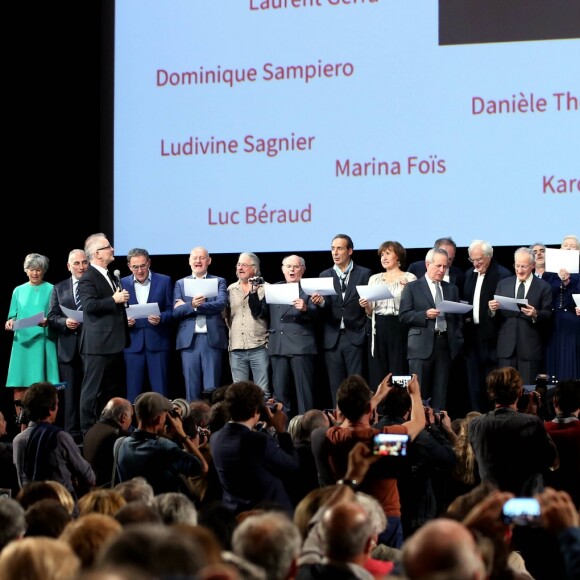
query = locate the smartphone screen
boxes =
[372,433,409,456]
[391,375,412,388]
[502,498,541,526]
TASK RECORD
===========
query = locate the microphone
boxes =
[113,269,128,308]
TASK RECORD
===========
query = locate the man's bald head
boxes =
[402,518,485,579]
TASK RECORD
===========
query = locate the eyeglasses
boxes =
[130,264,149,271]
[468,257,486,264]
[236,263,255,268]
[283,264,303,270]
[97,244,112,251]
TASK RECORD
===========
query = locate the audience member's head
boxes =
[232,511,301,580]
[321,501,374,564]
[100,397,134,432]
[78,489,126,517]
[337,375,372,422]
[379,385,412,419]
[208,401,228,433]
[287,414,303,442]
[0,537,80,580]
[170,523,223,565]
[60,513,123,569]
[293,486,336,540]
[96,523,208,578]
[16,480,61,510]
[486,367,523,405]
[224,381,265,422]
[25,499,72,538]
[402,518,486,579]
[299,409,330,442]
[0,497,26,551]
[453,411,482,486]
[154,492,198,526]
[21,382,58,422]
[114,500,162,527]
[552,379,580,415]
[45,481,76,515]
[189,400,212,428]
[134,392,173,428]
[114,477,154,505]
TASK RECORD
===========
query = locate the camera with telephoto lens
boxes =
[259,401,278,422]
[249,276,264,285]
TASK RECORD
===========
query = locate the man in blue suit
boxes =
[173,247,228,401]
[399,247,464,410]
[121,248,174,402]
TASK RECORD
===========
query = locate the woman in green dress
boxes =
[5,253,59,401]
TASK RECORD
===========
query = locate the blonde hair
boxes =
[45,480,75,515]
[452,412,481,485]
[78,489,126,517]
[0,537,80,580]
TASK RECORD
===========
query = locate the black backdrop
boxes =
[0,1,525,432]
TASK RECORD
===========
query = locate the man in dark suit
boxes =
[462,240,511,411]
[173,246,228,401]
[311,234,372,406]
[77,233,130,434]
[121,248,174,402]
[249,254,318,416]
[408,237,465,295]
[399,248,464,410]
[47,249,89,440]
[489,247,553,385]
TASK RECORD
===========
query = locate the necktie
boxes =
[107,270,118,291]
[74,284,82,310]
[340,276,347,292]
[435,282,447,331]
[517,281,525,299]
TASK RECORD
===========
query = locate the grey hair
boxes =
[100,399,132,424]
[282,255,306,268]
[425,247,449,264]
[355,492,387,537]
[127,248,150,261]
[84,233,108,260]
[0,498,27,550]
[114,477,155,505]
[67,249,86,263]
[562,234,580,248]
[153,492,197,526]
[468,240,493,258]
[232,511,301,580]
[238,252,260,275]
[23,253,49,273]
[529,242,546,251]
[514,246,535,265]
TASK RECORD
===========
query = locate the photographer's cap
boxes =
[134,392,173,422]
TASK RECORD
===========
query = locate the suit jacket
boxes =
[78,265,130,355]
[462,260,512,344]
[249,283,318,356]
[48,277,82,363]
[493,276,552,361]
[318,263,372,349]
[399,276,463,360]
[408,261,465,295]
[173,274,228,350]
[122,271,174,353]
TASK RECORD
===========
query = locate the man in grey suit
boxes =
[173,246,228,402]
[47,249,89,440]
[249,254,318,416]
[77,233,130,434]
[399,247,464,410]
[489,247,553,384]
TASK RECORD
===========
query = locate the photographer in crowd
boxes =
[115,392,208,495]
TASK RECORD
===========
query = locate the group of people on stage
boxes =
[4,231,580,436]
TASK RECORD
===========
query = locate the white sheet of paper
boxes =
[60,305,84,323]
[127,303,161,319]
[265,283,299,305]
[545,248,580,274]
[184,278,218,298]
[437,300,473,314]
[494,295,528,312]
[573,294,580,308]
[356,285,394,301]
[12,311,45,330]
[300,277,337,296]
